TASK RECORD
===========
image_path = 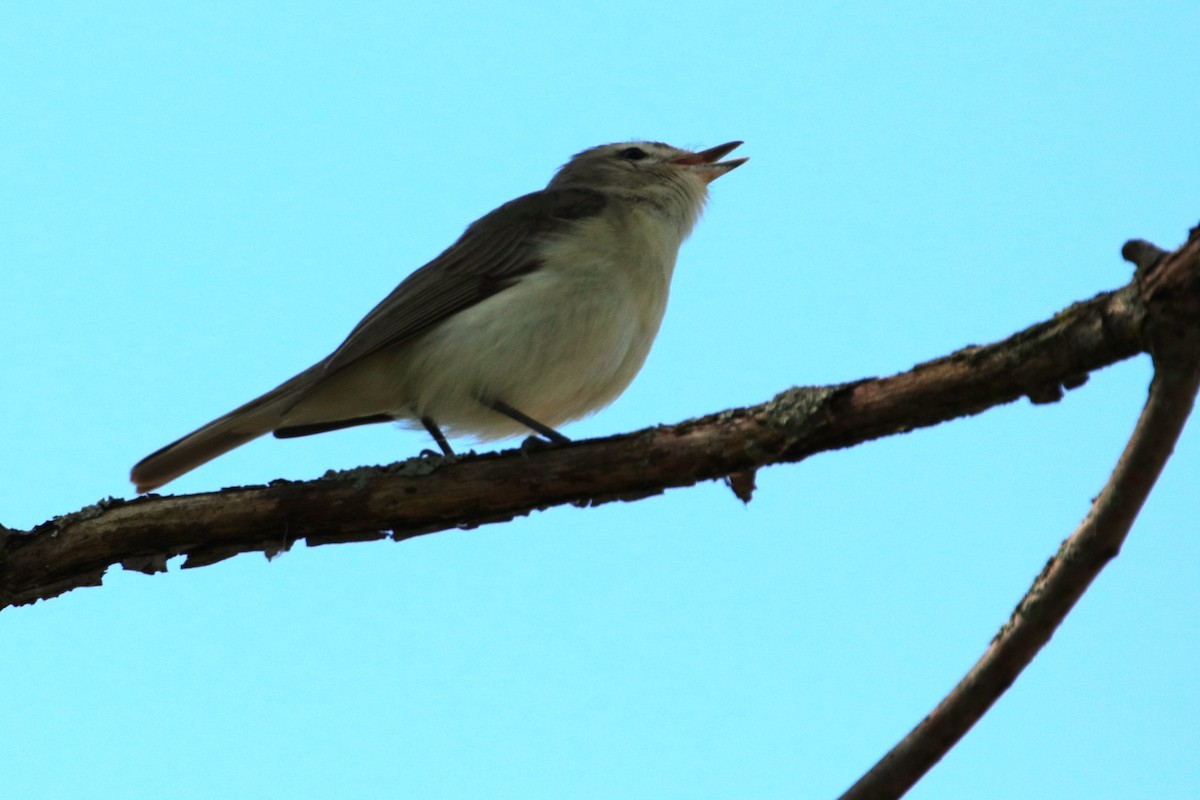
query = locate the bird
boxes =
[130,140,747,493]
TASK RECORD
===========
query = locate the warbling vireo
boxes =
[131,140,747,492]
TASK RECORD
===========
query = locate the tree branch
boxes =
[838,228,1200,799]
[2,232,1195,618]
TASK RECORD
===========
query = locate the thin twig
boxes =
[838,231,1200,800]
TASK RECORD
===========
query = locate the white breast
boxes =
[393,203,685,439]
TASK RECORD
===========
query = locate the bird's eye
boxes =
[618,147,648,161]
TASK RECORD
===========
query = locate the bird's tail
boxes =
[130,367,320,493]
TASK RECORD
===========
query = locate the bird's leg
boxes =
[420,416,455,456]
[483,398,571,444]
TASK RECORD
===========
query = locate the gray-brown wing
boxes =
[318,187,607,376]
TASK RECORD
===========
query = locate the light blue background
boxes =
[3,3,1197,798]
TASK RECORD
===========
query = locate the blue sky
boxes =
[2,2,1198,798]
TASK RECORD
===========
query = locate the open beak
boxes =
[672,141,748,183]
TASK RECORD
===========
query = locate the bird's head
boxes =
[547,140,746,233]
[550,140,746,190]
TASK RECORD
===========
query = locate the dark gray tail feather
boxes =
[130,365,323,493]
[274,413,395,438]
